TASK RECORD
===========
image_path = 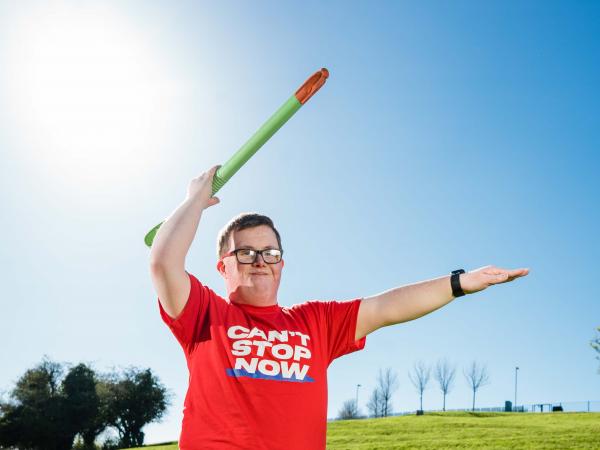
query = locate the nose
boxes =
[252,252,267,267]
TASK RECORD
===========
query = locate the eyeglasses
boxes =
[222,248,283,264]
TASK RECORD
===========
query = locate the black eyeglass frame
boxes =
[221,248,283,264]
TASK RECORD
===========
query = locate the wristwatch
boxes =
[451,269,466,298]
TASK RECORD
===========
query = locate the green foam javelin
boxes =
[144,68,329,247]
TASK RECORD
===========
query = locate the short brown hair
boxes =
[216,213,283,259]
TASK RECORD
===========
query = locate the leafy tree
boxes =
[0,359,170,450]
[0,357,75,450]
[0,401,26,448]
[103,367,170,448]
[63,364,106,449]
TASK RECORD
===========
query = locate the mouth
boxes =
[249,272,269,276]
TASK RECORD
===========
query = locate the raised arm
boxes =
[355,266,529,340]
[149,165,220,319]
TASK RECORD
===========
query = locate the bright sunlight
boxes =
[5,3,180,188]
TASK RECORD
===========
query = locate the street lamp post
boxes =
[355,384,361,415]
[514,366,519,412]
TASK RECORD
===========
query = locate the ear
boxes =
[216,260,225,275]
[281,259,285,268]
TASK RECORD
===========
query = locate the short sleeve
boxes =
[158,272,214,353]
[322,298,366,365]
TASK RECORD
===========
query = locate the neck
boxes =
[229,291,277,307]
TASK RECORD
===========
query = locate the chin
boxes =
[249,285,272,295]
[253,285,276,297]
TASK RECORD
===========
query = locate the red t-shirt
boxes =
[158,272,366,450]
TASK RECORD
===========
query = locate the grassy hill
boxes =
[128,412,600,449]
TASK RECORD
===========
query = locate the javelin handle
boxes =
[211,64,330,193]
[144,68,329,247]
[144,97,301,247]
[211,95,302,194]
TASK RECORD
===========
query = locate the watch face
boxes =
[452,270,465,275]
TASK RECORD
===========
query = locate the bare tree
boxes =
[591,326,600,374]
[337,399,360,420]
[408,361,430,412]
[463,361,490,411]
[434,358,456,411]
[367,368,398,418]
[366,387,383,418]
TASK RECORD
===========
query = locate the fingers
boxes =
[207,166,221,208]
[482,266,530,276]
[488,267,530,284]
[502,268,529,279]
[508,268,530,281]
[485,272,508,285]
[482,267,506,276]
[204,165,221,184]
[187,166,222,208]
[210,196,220,206]
[195,165,220,180]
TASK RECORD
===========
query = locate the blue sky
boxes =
[1,0,599,443]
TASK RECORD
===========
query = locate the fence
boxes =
[411,400,600,414]
[330,400,600,421]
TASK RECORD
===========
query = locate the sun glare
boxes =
[6,4,180,187]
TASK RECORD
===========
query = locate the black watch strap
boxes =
[451,269,466,297]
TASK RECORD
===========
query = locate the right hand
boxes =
[186,165,221,209]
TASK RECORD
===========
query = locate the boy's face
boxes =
[217,225,284,306]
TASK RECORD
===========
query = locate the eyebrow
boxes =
[237,245,278,250]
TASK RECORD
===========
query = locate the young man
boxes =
[149,166,529,450]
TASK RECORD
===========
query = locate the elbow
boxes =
[149,258,168,280]
[149,243,187,278]
[149,253,183,274]
[149,247,166,269]
[149,256,164,272]
[149,258,187,283]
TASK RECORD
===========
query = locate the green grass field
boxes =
[127,412,600,449]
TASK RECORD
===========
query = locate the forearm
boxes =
[358,266,528,339]
[374,275,456,326]
[149,197,207,269]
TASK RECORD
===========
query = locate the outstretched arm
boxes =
[355,266,529,340]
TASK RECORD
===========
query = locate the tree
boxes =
[0,358,170,450]
[378,367,398,417]
[0,357,76,450]
[463,361,490,411]
[366,387,383,418]
[366,368,398,418]
[103,367,170,448]
[591,326,600,374]
[337,399,360,420]
[408,360,430,412]
[434,358,456,411]
[0,401,26,448]
[63,364,107,449]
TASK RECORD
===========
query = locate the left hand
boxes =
[460,265,530,295]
